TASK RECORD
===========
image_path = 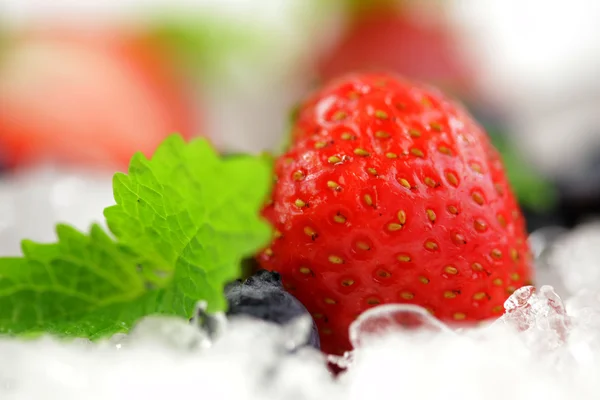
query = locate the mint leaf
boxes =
[105,135,273,314]
[0,224,153,337]
[0,135,273,337]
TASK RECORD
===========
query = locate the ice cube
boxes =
[349,303,453,349]
[495,285,571,358]
[333,303,455,371]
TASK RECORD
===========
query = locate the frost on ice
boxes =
[1,169,600,399]
[1,285,600,400]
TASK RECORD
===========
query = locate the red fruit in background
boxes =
[258,73,533,355]
[0,30,198,170]
[318,4,474,98]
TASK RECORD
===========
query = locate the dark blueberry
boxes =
[225,269,320,350]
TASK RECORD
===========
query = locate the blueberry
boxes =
[225,269,320,350]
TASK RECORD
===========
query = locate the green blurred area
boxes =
[488,130,557,212]
[146,18,267,82]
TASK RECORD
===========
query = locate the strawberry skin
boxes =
[258,73,533,355]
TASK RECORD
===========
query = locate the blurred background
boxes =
[0,0,599,257]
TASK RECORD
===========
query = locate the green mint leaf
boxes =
[0,224,154,337]
[104,135,273,314]
[0,135,273,337]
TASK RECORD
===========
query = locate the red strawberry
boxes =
[0,29,198,170]
[258,73,533,355]
[318,3,475,99]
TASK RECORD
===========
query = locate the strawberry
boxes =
[257,73,533,355]
[0,29,198,170]
[317,2,475,100]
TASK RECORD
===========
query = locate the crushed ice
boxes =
[4,286,599,400]
[1,168,600,399]
[2,273,600,399]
